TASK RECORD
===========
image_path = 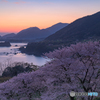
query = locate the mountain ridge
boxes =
[45,11,100,42]
[21,11,100,56]
[14,22,68,40]
[1,22,68,42]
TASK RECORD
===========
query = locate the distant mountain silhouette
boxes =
[43,22,69,36]
[14,27,41,39]
[2,33,15,39]
[46,11,100,42]
[0,33,7,36]
[13,23,68,42]
[21,11,100,56]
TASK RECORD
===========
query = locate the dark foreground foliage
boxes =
[2,62,39,77]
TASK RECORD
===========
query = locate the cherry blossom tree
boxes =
[44,41,100,100]
[0,41,100,100]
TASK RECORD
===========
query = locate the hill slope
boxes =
[13,23,68,41]
[21,11,100,56]
[14,27,41,39]
[46,11,100,42]
[44,22,69,36]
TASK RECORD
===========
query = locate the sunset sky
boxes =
[0,0,100,35]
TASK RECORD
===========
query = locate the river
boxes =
[0,43,49,69]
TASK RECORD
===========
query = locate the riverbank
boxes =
[19,40,71,56]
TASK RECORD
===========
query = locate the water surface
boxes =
[0,43,49,67]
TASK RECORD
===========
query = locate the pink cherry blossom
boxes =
[0,41,100,100]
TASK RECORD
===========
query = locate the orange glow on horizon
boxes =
[0,8,98,33]
[0,7,75,33]
[0,19,71,33]
[0,12,90,33]
[0,0,100,33]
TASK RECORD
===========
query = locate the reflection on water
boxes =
[0,43,49,66]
